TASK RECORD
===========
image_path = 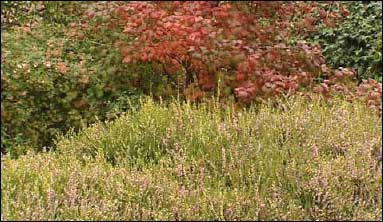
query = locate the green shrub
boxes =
[2,96,381,220]
[309,1,382,82]
[1,3,181,156]
[1,23,143,156]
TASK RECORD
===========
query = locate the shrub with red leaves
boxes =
[84,1,381,110]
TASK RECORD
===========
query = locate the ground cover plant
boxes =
[2,96,382,221]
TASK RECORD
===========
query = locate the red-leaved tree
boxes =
[82,1,381,110]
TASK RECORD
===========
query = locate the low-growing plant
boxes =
[2,96,382,220]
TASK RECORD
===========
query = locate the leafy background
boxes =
[309,1,382,82]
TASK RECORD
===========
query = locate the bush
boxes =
[2,96,382,220]
[81,1,382,110]
[1,22,143,156]
[309,1,382,82]
[97,1,355,103]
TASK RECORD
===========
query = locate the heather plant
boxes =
[2,96,382,221]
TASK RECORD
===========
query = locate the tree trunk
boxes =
[184,69,194,88]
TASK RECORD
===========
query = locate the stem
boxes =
[161,63,178,88]
[183,62,194,89]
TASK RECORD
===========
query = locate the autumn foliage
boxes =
[87,1,381,109]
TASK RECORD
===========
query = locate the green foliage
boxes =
[1,23,143,156]
[2,96,382,220]
[309,1,382,82]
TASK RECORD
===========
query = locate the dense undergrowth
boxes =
[1,1,382,221]
[1,96,382,221]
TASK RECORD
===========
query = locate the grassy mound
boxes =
[1,96,382,220]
